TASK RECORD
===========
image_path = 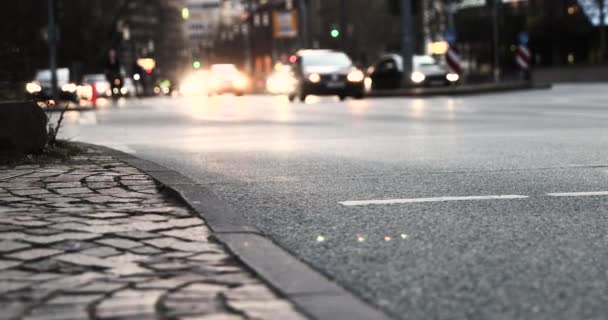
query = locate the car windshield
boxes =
[302,52,352,69]
[414,56,439,68]
[83,74,106,82]
[35,68,70,82]
[211,64,238,73]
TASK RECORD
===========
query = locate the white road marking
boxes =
[547,191,608,197]
[339,195,529,206]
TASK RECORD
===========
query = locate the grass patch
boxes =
[0,140,83,167]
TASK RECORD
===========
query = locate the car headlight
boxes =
[308,73,321,83]
[233,75,249,89]
[347,69,365,82]
[411,71,426,84]
[26,82,42,94]
[446,73,460,82]
[61,83,77,93]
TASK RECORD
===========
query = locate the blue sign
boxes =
[518,32,529,45]
[444,28,457,45]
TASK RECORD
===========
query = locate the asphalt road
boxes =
[62,85,608,319]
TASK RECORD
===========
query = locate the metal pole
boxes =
[492,0,500,83]
[339,0,347,51]
[401,0,414,87]
[298,0,309,48]
[47,0,58,100]
[447,0,455,30]
[599,0,606,62]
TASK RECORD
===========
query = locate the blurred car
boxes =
[209,64,249,96]
[266,65,297,95]
[288,49,365,102]
[367,54,460,90]
[82,74,111,97]
[180,70,211,96]
[26,68,80,102]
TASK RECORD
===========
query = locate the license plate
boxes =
[326,81,345,88]
[430,81,444,86]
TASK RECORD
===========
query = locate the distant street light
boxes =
[182,7,190,20]
[193,61,201,69]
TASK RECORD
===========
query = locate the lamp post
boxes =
[599,0,606,61]
[491,0,501,83]
[339,0,347,51]
[401,0,414,87]
[47,0,58,100]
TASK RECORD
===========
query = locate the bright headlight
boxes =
[446,73,460,82]
[347,69,365,82]
[233,75,249,89]
[61,83,77,93]
[308,73,321,83]
[26,82,42,94]
[411,71,426,84]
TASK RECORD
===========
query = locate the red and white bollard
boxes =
[90,83,98,108]
[446,46,462,75]
[515,44,532,81]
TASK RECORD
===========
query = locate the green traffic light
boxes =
[330,29,340,38]
[193,61,201,69]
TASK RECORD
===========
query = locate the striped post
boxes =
[446,46,461,75]
[515,45,531,70]
[515,44,532,81]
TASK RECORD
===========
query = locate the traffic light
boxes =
[193,61,201,69]
[330,29,340,38]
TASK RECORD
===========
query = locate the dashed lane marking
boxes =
[339,195,529,207]
[547,191,608,197]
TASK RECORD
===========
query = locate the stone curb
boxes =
[77,142,394,320]
[367,82,552,98]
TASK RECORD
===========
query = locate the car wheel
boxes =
[288,94,296,102]
[338,95,346,101]
[353,93,365,100]
[235,92,244,96]
[299,93,307,102]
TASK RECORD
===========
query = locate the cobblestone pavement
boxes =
[0,149,306,320]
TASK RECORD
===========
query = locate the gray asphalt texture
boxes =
[63,85,608,319]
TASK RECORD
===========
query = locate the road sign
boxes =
[518,31,529,45]
[444,28,457,45]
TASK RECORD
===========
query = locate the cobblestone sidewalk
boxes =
[0,149,305,320]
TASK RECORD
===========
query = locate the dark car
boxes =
[288,50,365,102]
[367,54,460,90]
[26,68,80,103]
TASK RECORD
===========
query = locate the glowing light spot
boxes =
[357,235,365,243]
[384,236,392,242]
[316,235,325,242]
[401,234,409,240]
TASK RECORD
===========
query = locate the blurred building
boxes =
[0,0,189,97]
[117,0,189,90]
[446,0,608,80]
[185,0,221,68]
